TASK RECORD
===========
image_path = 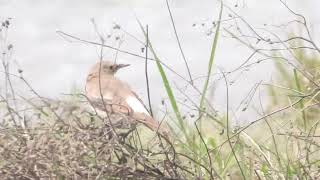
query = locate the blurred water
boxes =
[0,0,319,122]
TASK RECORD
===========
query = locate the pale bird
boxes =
[85,61,167,136]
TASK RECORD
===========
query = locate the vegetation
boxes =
[1,1,320,179]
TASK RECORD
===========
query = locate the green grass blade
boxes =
[199,2,223,112]
[136,19,186,135]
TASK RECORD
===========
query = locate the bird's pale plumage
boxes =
[85,61,166,135]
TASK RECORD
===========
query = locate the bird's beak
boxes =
[116,64,130,70]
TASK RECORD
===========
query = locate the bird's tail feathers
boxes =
[131,112,170,139]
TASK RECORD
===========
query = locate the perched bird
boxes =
[85,61,167,136]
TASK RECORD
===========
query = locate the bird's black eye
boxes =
[109,65,113,70]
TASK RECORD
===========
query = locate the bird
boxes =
[85,60,168,137]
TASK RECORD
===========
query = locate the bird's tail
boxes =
[131,112,170,139]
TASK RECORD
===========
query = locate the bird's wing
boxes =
[126,91,151,115]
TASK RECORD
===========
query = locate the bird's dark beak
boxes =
[116,64,130,70]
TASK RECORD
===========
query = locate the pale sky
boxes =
[0,0,319,122]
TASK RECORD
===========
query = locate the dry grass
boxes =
[0,99,184,179]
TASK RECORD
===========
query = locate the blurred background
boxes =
[0,0,319,123]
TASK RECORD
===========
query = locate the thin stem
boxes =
[144,25,153,117]
[220,68,246,179]
[165,0,193,84]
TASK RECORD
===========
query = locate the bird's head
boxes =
[89,61,130,75]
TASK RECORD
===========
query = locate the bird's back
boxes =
[85,73,149,115]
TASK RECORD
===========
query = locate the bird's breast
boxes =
[85,76,114,100]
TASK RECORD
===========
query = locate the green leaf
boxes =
[199,2,223,113]
[136,19,187,138]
